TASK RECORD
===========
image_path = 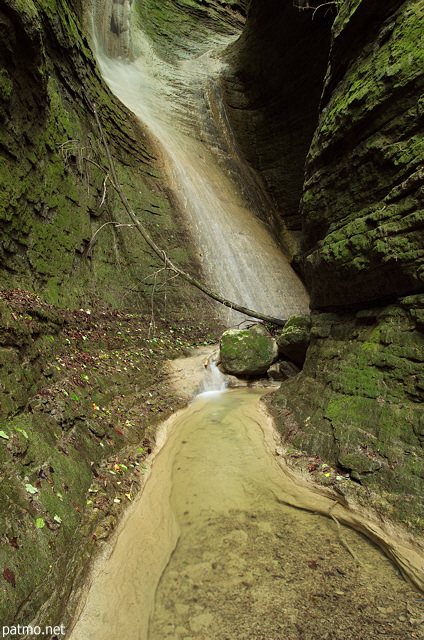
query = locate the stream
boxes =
[68,374,422,640]
[66,4,424,638]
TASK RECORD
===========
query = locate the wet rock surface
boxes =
[272,296,424,530]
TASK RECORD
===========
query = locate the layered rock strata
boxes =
[222,0,423,529]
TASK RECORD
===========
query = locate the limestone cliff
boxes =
[222,0,423,529]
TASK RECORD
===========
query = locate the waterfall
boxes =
[90,3,310,326]
[196,360,227,396]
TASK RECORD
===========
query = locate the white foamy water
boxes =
[196,360,228,396]
[92,22,310,326]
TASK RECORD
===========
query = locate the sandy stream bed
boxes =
[67,347,424,640]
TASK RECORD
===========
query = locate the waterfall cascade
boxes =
[196,359,227,396]
[90,0,310,326]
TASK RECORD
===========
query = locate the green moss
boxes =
[271,299,423,530]
[300,2,424,309]
[220,325,277,376]
[283,314,311,331]
[0,70,13,99]
[12,0,38,19]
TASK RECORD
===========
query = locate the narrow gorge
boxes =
[0,0,423,636]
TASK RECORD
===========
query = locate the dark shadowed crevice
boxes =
[220,0,334,242]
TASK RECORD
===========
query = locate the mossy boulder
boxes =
[277,314,311,364]
[220,324,278,377]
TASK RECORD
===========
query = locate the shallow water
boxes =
[68,388,422,640]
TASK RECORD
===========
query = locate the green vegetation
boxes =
[0,289,222,626]
[272,297,424,530]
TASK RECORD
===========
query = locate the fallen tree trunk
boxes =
[88,96,287,327]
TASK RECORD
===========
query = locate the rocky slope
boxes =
[0,0,221,628]
[222,0,423,530]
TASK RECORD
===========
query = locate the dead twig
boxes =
[85,94,287,328]
[88,221,135,253]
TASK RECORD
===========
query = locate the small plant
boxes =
[294,0,343,15]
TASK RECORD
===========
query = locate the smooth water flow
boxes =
[68,388,419,640]
[196,359,227,396]
[92,18,310,325]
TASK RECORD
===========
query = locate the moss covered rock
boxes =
[271,296,424,530]
[298,0,424,308]
[277,314,311,364]
[220,324,278,377]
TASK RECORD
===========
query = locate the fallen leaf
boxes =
[58,445,69,456]
[3,568,15,587]
[35,518,45,529]
[8,536,19,549]
[14,427,28,439]
[0,431,9,440]
[25,483,38,495]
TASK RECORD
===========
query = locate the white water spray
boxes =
[196,359,228,396]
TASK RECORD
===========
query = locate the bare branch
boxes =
[87,221,135,252]
[85,95,287,327]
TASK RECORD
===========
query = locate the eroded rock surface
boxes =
[277,314,311,365]
[223,0,423,531]
[272,295,424,527]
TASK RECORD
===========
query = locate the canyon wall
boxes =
[0,0,205,314]
[0,0,219,627]
[222,0,423,529]
[0,0,422,627]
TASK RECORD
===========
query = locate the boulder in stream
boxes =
[219,324,278,377]
[276,314,311,365]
